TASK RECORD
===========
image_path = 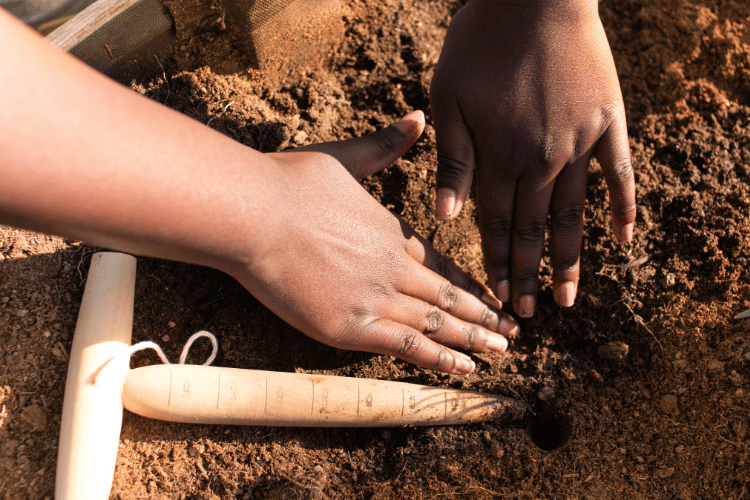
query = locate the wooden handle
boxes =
[56,252,136,500]
[123,364,525,427]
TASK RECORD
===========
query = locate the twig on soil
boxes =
[391,460,408,484]
[738,480,748,500]
[153,55,170,104]
[506,387,535,416]
[207,101,234,127]
[623,302,663,353]
[621,254,650,271]
[428,485,513,499]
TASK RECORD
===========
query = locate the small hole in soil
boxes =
[530,414,571,451]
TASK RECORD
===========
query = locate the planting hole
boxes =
[530,414,570,451]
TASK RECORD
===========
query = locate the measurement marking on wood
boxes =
[401,388,405,416]
[167,369,172,407]
[217,373,221,409]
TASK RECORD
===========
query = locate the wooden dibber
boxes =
[123,364,525,427]
[56,252,136,500]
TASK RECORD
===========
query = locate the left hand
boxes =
[430,0,636,317]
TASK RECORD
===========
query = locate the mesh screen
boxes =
[225,0,343,71]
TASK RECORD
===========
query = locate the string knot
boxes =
[92,331,218,387]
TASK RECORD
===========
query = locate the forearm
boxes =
[0,10,279,274]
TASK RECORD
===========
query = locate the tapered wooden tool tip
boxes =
[123,365,525,427]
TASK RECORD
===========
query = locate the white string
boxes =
[91,330,218,387]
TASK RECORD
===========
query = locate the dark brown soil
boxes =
[2,0,750,498]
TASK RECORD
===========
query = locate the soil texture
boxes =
[1,0,750,498]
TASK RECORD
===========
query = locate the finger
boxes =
[386,293,509,353]
[362,319,476,375]
[398,252,520,338]
[549,155,589,307]
[292,110,425,180]
[430,88,475,221]
[476,175,517,303]
[511,178,554,318]
[596,107,636,242]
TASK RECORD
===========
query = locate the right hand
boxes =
[232,111,519,375]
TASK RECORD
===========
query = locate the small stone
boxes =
[16,309,28,317]
[677,387,688,395]
[162,335,170,342]
[537,386,555,401]
[675,445,684,453]
[622,467,627,474]
[619,447,626,455]
[20,404,47,432]
[167,321,176,328]
[708,360,724,372]
[659,394,679,416]
[736,389,746,398]
[188,443,204,457]
[636,456,645,464]
[293,131,308,144]
[673,359,688,370]
[488,439,504,459]
[43,331,51,338]
[655,467,675,479]
[660,273,675,288]
[597,341,629,361]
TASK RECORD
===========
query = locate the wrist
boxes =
[470,0,599,27]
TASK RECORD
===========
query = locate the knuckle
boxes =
[437,150,472,181]
[482,215,513,239]
[398,331,422,356]
[433,347,448,370]
[369,129,400,156]
[515,269,540,287]
[438,281,459,310]
[424,306,444,336]
[479,306,498,330]
[551,207,584,230]
[514,217,547,243]
[610,156,634,182]
[487,255,510,273]
[463,325,482,351]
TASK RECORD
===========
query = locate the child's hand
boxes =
[429,0,636,317]
[232,111,519,374]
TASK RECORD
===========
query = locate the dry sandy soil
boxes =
[1,0,750,498]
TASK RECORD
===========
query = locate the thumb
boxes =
[595,108,636,242]
[430,93,475,221]
[292,110,425,180]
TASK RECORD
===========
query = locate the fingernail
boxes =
[517,295,535,318]
[485,334,508,353]
[481,292,502,309]
[436,187,456,221]
[454,356,475,375]
[500,317,520,337]
[496,280,511,302]
[554,281,576,307]
[393,116,414,134]
[620,223,634,242]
